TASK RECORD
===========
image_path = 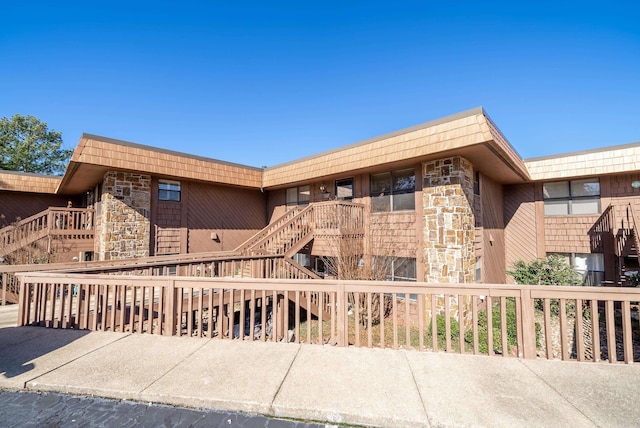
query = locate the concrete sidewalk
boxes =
[1,325,640,427]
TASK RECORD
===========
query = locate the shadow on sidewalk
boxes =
[0,327,89,378]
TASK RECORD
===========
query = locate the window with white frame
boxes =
[371,169,415,212]
[286,185,310,207]
[543,179,600,215]
[159,180,181,202]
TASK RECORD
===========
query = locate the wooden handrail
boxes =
[235,201,365,256]
[0,207,95,259]
[627,203,640,257]
[234,205,313,254]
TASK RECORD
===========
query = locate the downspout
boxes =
[261,166,268,226]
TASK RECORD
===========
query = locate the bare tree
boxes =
[319,232,409,327]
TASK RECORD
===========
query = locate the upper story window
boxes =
[543,179,600,215]
[335,178,354,200]
[371,169,415,212]
[286,185,310,207]
[159,180,181,202]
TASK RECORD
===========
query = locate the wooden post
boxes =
[519,288,537,359]
[17,278,26,326]
[165,280,176,336]
[336,283,346,346]
[1,273,7,306]
[276,293,285,341]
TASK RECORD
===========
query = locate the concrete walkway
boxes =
[1,308,639,427]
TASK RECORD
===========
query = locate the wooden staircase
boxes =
[618,203,640,282]
[235,201,365,258]
[593,203,640,285]
[232,201,365,319]
[0,207,94,260]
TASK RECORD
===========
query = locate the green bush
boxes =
[507,254,581,317]
[506,254,582,286]
[465,298,520,354]
[428,314,460,349]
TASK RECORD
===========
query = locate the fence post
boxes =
[1,273,6,306]
[165,279,176,336]
[336,282,347,346]
[519,288,537,359]
[17,277,27,326]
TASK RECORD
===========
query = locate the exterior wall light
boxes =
[319,183,326,192]
[632,181,640,189]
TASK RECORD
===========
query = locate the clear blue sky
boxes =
[2,1,639,168]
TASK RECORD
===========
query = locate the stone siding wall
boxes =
[422,157,475,283]
[98,171,151,260]
[422,156,476,326]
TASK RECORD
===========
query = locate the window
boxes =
[293,252,310,268]
[335,178,354,200]
[159,180,181,202]
[387,257,417,282]
[549,253,604,286]
[286,185,310,207]
[543,179,600,215]
[157,265,178,275]
[371,169,415,212]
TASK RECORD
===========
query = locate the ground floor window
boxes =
[293,253,310,268]
[548,252,604,286]
[312,256,416,282]
[386,257,417,282]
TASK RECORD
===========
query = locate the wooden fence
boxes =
[1,253,319,305]
[15,273,640,363]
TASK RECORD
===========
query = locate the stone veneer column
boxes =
[98,171,151,260]
[423,157,475,324]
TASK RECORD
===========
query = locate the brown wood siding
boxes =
[610,173,640,220]
[155,200,182,255]
[186,182,266,252]
[504,183,538,280]
[369,211,417,258]
[480,175,506,283]
[50,238,95,263]
[267,189,287,224]
[151,177,186,255]
[544,216,599,253]
[0,192,80,227]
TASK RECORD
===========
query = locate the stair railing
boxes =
[626,203,640,258]
[0,207,95,259]
[235,204,314,254]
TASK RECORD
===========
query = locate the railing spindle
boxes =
[606,300,616,363]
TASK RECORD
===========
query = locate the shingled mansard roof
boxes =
[2,107,639,195]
